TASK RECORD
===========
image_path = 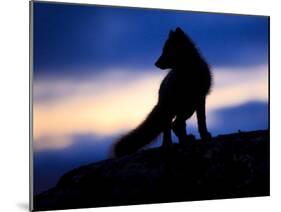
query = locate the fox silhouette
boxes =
[114,27,212,157]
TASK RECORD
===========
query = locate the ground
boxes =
[34,130,269,211]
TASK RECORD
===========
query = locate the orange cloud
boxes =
[33,66,268,151]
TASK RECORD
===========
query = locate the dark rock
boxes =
[34,130,269,211]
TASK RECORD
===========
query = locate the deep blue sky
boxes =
[34,2,268,78]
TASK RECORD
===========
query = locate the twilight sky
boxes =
[33,2,269,194]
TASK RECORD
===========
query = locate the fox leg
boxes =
[196,97,212,140]
[172,116,195,144]
[162,127,172,147]
[161,110,174,147]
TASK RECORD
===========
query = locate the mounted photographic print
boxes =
[30,1,269,211]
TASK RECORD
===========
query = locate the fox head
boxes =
[155,27,199,70]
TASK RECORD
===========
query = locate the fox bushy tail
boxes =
[114,104,172,157]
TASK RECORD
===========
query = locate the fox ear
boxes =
[169,30,174,38]
[175,27,184,34]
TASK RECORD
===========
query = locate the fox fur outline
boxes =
[114,27,212,157]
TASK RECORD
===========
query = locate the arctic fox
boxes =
[114,27,212,157]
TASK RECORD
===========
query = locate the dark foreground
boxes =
[34,130,269,211]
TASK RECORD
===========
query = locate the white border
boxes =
[35,0,271,16]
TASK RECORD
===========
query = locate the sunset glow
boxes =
[33,65,268,151]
